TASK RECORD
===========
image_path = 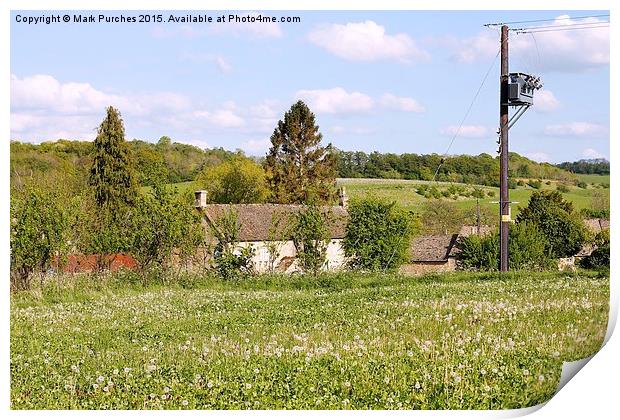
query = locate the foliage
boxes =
[420,200,467,235]
[265,213,293,273]
[10,271,609,409]
[576,181,588,189]
[335,149,575,186]
[527,179,542,190]
[456,233,499,271]
[516,191,586,258]
[343,197,415,271]
[291,205,331,276]
[10,186,68,291]
[456,223,552,271]
[557,158,609,175]
[127,183,203,273]
[209,208,255,280]
[264,100,337,204]
[580,208,610,219]
[580,229,610,270]
[195,156,269,204]
[89,106,139,212]
[556,184,569,193]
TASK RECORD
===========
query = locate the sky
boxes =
[10,10,610,163]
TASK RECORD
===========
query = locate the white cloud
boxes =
[296,87,374,114]
[192,109,245,128]
[533,90,560,112]
[307,20,429,63]
[544,122,606,137]
[379,93,425,112]
[440,125,490,138]
[524,151,551,163]
[211,12,282,38]
[582,148,606,159]
[240,138,272,154]
[452,16,609,72]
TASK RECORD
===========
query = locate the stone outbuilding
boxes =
[400,234,460,275]
[194,191,349,274]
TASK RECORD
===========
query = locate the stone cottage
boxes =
[400,234,460,275]
[400,225,493,275]
[194,190,349,274]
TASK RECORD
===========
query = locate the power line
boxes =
[432,45,501,182]
[484,14,609,27]
[516,24,609,34]
[511,20,610,32]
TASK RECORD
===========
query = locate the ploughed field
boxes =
[10,272,609,409]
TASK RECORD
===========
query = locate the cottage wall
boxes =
[399,258,457,276]
[237,239,346,274]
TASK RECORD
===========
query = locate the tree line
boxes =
[556,158,610,175]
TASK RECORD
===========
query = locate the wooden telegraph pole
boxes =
[499,25,509,272]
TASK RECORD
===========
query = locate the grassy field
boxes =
[11,271,609,409]
[337,175,609,217]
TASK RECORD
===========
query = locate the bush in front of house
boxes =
[291,204,331,276]
[516,190,586,258]
[580,229,610,270]
[343,197,416,271]
[456,223,552,271]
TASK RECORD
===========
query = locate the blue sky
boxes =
[10,10,610,163]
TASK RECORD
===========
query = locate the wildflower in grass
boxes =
[149,393,156,399]
[480,368,487,375]
[538,374,545,382]
[182,400,189,406]
[71,365,79,373]
[415,382,421,390]
[124,367,131,374]
[523,369,530,376]
[112,369,119,375]
[92,384,99,390]
[164,386,170,393]
[103,386,109,392]
[245,383,252,389]
[97,375,105,383]
[207,381,214,389]
[343,381,351,388]
[254,368,260,374]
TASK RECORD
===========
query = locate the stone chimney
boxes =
[194,190,207,208]
[338,187,348,208]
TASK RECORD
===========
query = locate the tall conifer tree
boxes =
[89,106,138,213]
[264,100,336,204]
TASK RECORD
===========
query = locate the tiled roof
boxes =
[410,234,459,262]
[200,204,348,242]
[583,218,610,234]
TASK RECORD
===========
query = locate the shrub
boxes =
[576,181,588,189]
[456,223,552,271]
[527,179,542,189]
[209,208,255,280]
[456,233,499,270]
[556,184,570,193]
[343,197,415,271]
[516,190,586,258]
[580,230,610,270]
[10,186,69,291]
[291,205,331,276]
[127,183,203,274]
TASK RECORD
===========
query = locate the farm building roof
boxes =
[583,218,610,234]
[410,234,459,262]
[200,204,348,242]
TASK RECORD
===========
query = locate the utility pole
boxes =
[499,25,509,272]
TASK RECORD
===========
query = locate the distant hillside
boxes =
[10,138,238,190]
[11,139,578,191]
[556,158,610,175]
[335,150,575,187]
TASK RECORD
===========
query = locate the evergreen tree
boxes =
[89,106,138,212]
[264,100,337,204]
